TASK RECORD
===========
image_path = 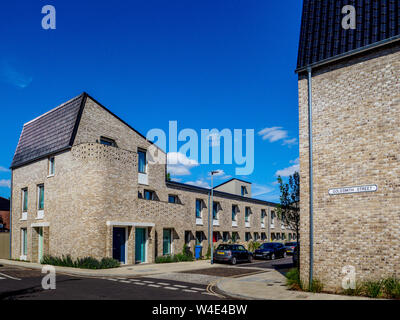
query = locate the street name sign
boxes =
[328,185,377,195]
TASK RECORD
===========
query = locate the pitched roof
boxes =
[214,178,252,189]
[11,93,86,169]
[296,0,400,72]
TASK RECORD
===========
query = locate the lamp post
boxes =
[210,170,219,265]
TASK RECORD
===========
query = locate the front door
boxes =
[163,229,172,255]
[113,227,126,264]
[135,228,146,263]
[38,227,43,262]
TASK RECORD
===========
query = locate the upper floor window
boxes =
[271,211,275,225]
[138,150,147,173]
[100,137,116,147]
[241,186,247,196]
[232,205,238,221]
[144,190,155,200]
[245,207,250,222]
[22,188,28,213]
[195,199,202,218]
[168,195,177,204]
[38,185,44,211]
[261,209,266,222]
[48,156,55,176]
[212,202,219,220]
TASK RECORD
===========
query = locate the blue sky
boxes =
[0,0,302,202]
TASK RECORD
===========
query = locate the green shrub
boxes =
[41,254,119,269]
[205,245,211,259]
[155,251,194,264]
[363,280,383,298]
[308,279,324,293]
[342,283,364,296]
[383,277,400,299]
[285,268,303,290]
[248,241,261,252]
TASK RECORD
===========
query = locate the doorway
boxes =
[163,229,172,255]
[135,228,147,263]
[113,227,127,264]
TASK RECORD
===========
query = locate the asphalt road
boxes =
[0,266,223,300]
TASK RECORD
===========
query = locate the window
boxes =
[195,231,203,245]
[144,190,155,200]
[138,150,147,173]
[261,233,267,240]
[254,233,259,240]
[241,186,247,196]
[21,228,27,258]
[245,232,251,241]
[223,232,229,242]
[271,211,275,226]
[38,185,44,211]
[22,189,28,213]
[232,232,239,243]
[261,209,266,222]
[185,231,191,244]
[212,202,219,220]
[282,233,286,240]
[100,137,116,147]
[168,195,177,204]
[232,205,237,221]
[195,199,202,218]
[48,157,55,176]
[245,207,250,222]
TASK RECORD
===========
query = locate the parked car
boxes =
[253,242,287,260]
[213,244,253,265]
[284,242,298,255]
[293,245,299,267]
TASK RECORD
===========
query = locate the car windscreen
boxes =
[217,245,232,250]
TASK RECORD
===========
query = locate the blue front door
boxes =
[113,227,126,264]
[135,228,146,263]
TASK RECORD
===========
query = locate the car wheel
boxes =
[231,257,237,265]
[271,253,275,260]
[248,255,253,263]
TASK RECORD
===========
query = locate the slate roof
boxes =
[11,93,86,169]
[296,0,400,71]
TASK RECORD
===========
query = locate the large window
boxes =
[100,137,116,147]
[168,195,177,204]
[223,232,229,242]
[232,205,238,221]
[38,185,44,211]
[195,199,202,218]
[271,211,275,226]
[245,207,250,222]
[138,150,147,173]
[195,231,203,245]
[261,209,266,222]
[22,189,28,213]
[212,202,219,220]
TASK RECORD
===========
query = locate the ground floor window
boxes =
[195,231,203,245]
[232,232,239,243]
[185,231,191,244]
[261,233,267,240]
[223,232,229,242]
[245,232,251,242]
[253,232,259,241]
[282,233,286,240]
[21,228,27,258]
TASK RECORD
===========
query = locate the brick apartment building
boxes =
[0,196,10,232]
[297,0,400,291]
[10,93,295,264]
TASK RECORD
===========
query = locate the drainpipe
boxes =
[307,67,314,288]
[207,192,210,250]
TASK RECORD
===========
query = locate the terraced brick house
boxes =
[10,93,295,264]
[297,0,400,291]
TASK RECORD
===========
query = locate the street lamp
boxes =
[209,170,219,265]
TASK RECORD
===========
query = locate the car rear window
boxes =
[261,244,274,249]
[217,245,232,250]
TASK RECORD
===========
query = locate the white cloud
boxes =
[186,179,210,189]
[275,158,300,177]
[171,177,182,182]
[252,183,274,197]
[167,152,199,176]
[258,127,288,142]
[208,169,231,180]
[0,166,9,172]
[0,179,11,188]
[0,60,32,88]
[282,138,298,147]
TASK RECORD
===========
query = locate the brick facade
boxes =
[11,96,294,263]
[299,44,400,292]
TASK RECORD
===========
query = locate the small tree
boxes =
[277,171,300,265]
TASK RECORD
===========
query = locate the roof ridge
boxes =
[23,92,85,126]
